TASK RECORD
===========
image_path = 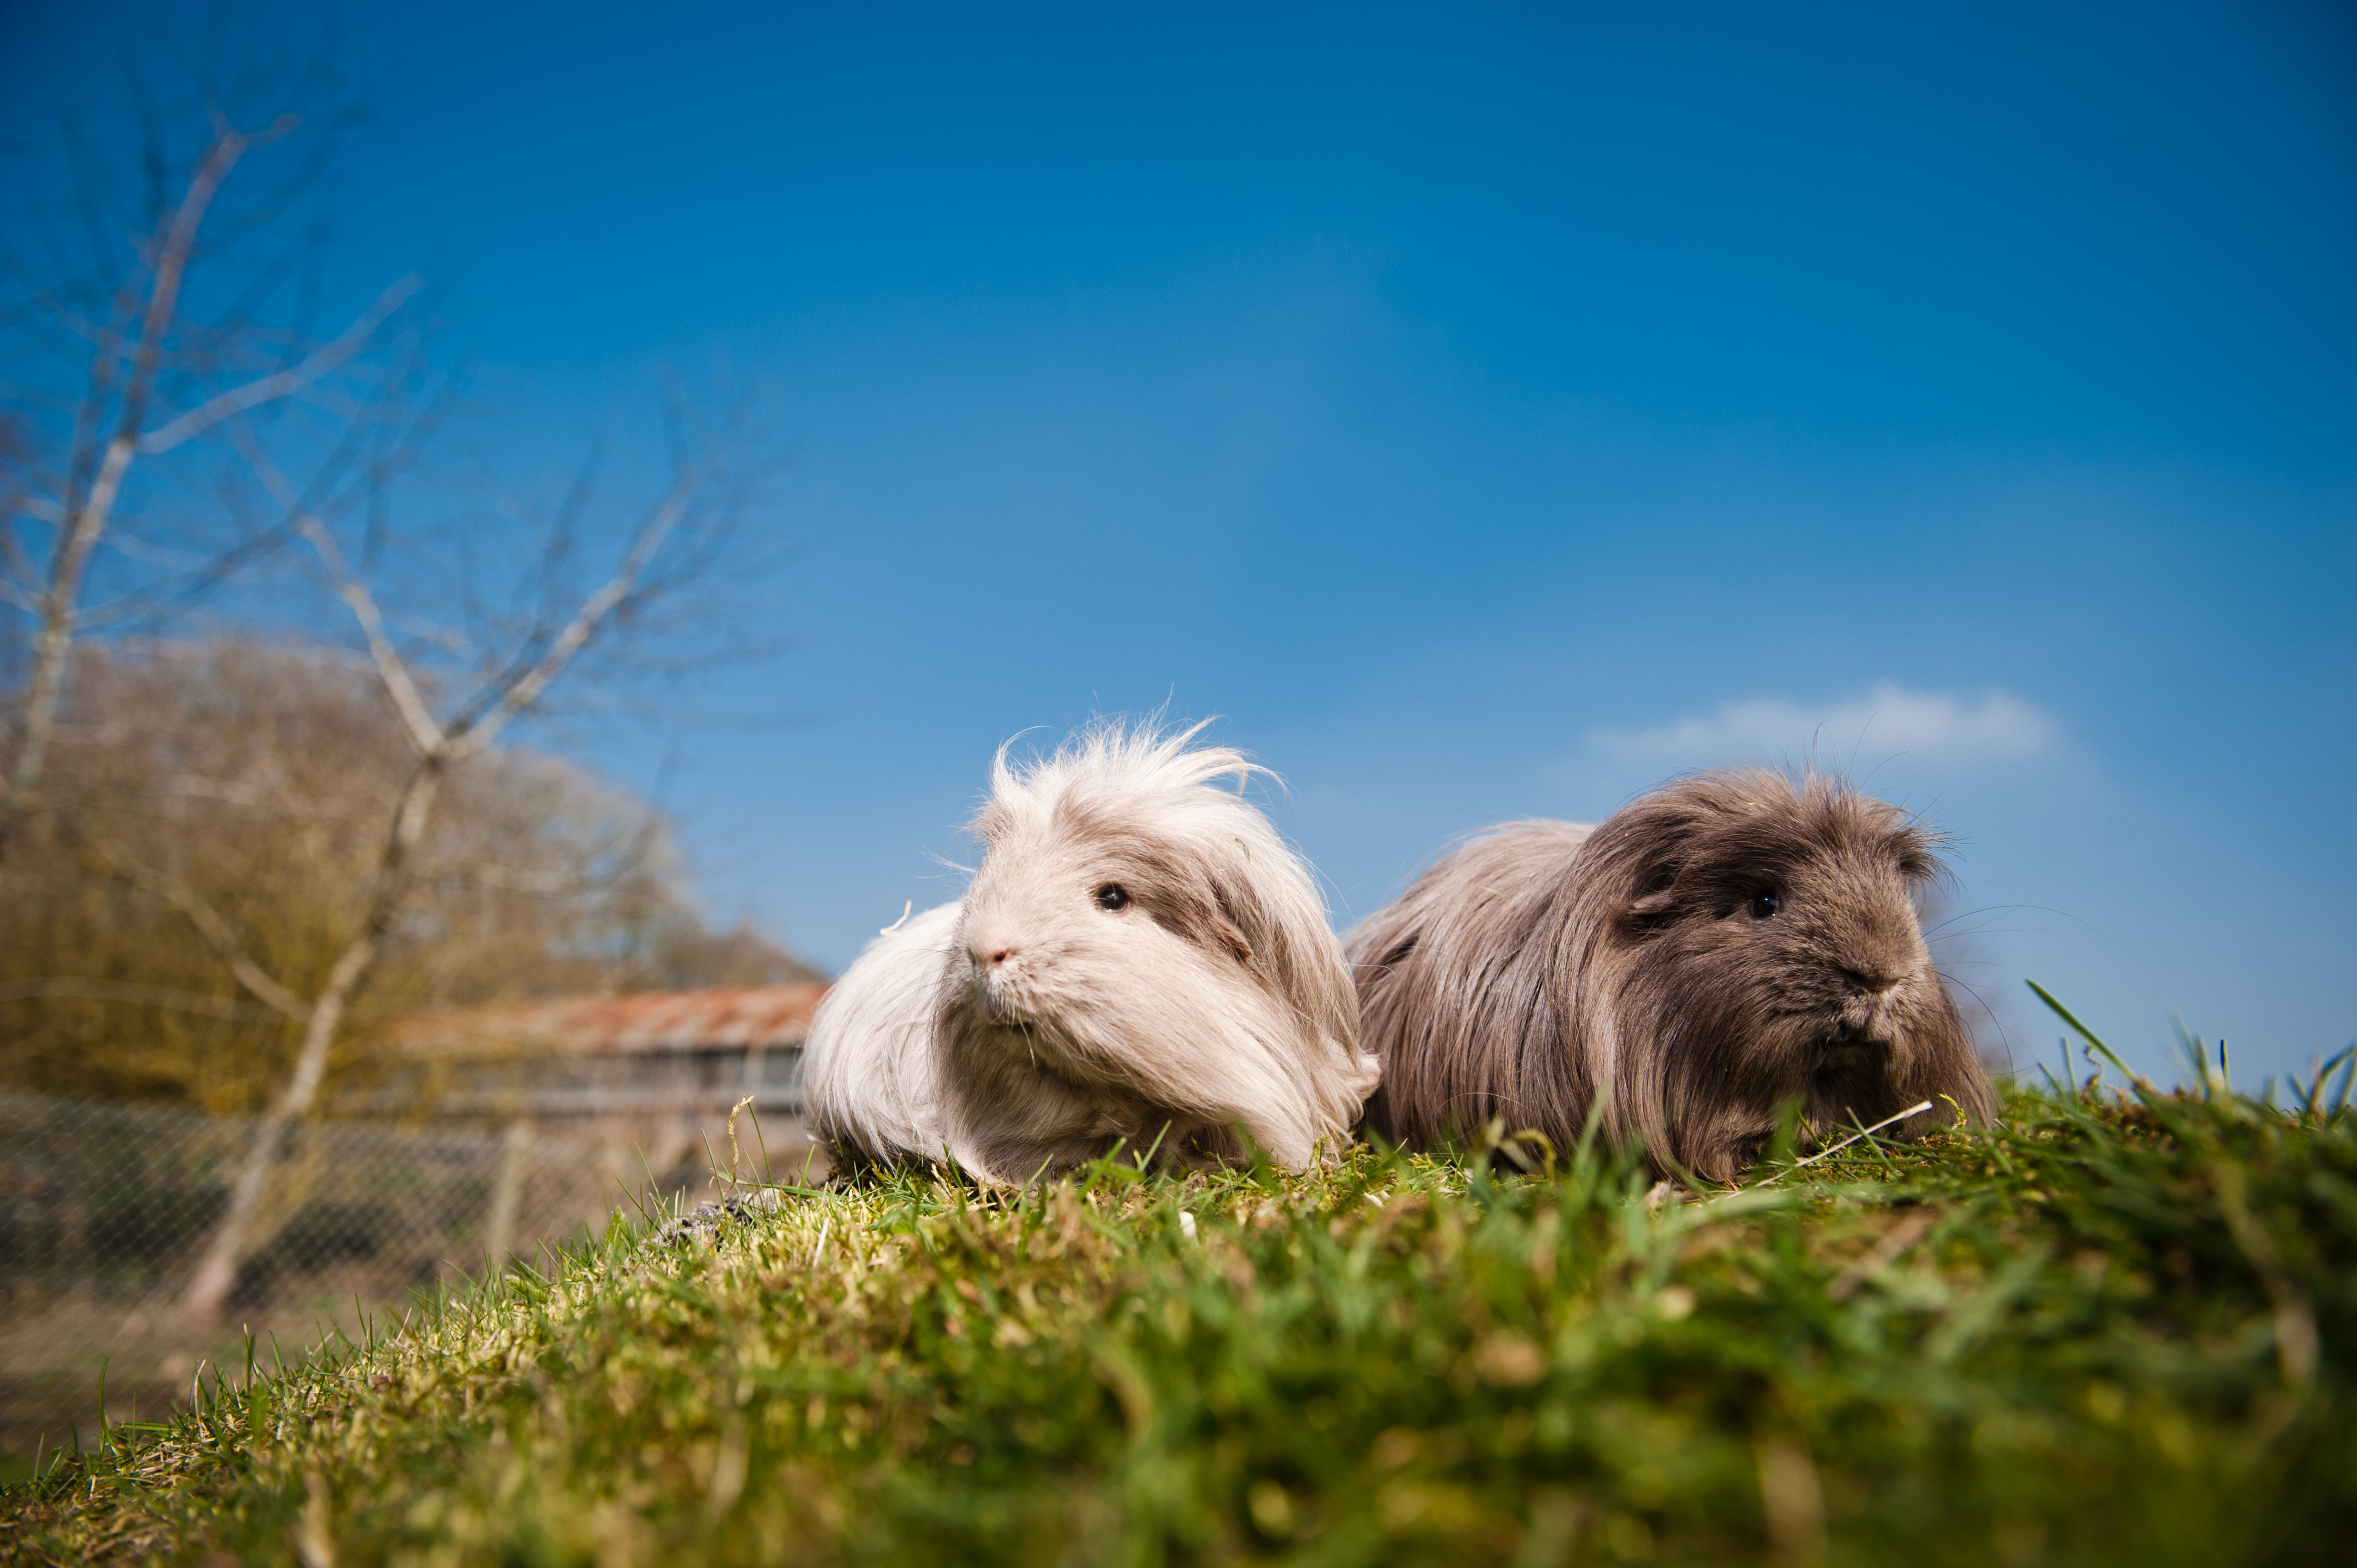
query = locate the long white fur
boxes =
[798,902,964,1165]
[801,721,1377,1182]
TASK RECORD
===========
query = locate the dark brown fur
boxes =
[1350,768,1996,1180]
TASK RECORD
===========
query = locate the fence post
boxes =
[481,1119,532,1276]
[60,1190,91,1298]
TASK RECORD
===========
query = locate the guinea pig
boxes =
[802,721,1378,1183]
[1348,768,1996,1182]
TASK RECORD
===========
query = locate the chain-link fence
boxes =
[0,1092,739,1469]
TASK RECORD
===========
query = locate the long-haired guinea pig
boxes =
[1348,768,1996,1182]
[802,721,1378,1182]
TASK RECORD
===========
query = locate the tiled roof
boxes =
[401,983,829,1057]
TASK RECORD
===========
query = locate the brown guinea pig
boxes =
[1347,768,1996,1181]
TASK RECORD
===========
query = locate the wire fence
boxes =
[0,1092,741,1467]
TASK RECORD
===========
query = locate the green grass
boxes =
[4,1010,2354,1566]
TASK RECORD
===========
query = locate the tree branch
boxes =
[447,474,693,761]
[0,123,254,865]
[137,271,423,454]
[75,827,308,1022]
[233,424,446,756]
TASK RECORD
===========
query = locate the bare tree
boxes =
[157,399,756,1321]
[4,25,785,1323]
[0,43,422,870]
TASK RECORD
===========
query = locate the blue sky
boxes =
[9,1,2353,1086]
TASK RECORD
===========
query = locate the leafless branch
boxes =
[233,426,443,754]
[446,478,693,762]
[137,271,421,453]
[76,827,307,1022]
[0,121,253,861]
[1,88,418,876]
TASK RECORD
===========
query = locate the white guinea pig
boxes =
[801,721,1378,1182]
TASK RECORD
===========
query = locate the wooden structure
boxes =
[380,983,830,1181]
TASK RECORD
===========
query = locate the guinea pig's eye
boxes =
[1094,884,1131,912]
[1748,891,1783,919]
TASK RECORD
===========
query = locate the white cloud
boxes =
[1582,682,2057,771]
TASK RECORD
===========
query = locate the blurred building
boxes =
[377,983,829,1182]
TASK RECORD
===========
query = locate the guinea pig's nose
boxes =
[974,943,1015,970]
[1841,964,1900,995]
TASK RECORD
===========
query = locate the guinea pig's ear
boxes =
[1211,911,1254,963]
[1161,863,1259,966]
[1893,832,1942,884]
[1627,865,1680,921]
[968,795,1016,848]
[1207,885,1255,963]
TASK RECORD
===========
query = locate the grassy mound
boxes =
[4,1028,2353,1565]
